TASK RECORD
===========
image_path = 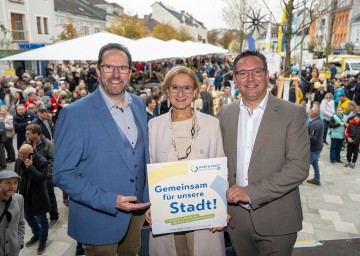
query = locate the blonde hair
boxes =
[161,65,200,99]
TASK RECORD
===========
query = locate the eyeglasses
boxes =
[100,65,130,74]
[235,68,266,79]
[168,85,195,94]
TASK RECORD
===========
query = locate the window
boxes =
[36,16,49,35]
[44,17,48,34]
[37,16,42,34]
[11,13,26,41]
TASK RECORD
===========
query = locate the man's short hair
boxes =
[26,124,42,135]
[146,97,154,106]
[233,50,268,72]
[97,43,132,69]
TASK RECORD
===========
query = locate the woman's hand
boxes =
[209,214,231,233]
[145,208,152,227]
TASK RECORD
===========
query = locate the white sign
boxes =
[147,157,228,235]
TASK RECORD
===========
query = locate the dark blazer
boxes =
[220,93,310,236]
[32,118,53,141]
[15,153,50,217]
[53,88,149,245]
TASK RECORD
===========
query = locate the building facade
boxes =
[150,2,207,42]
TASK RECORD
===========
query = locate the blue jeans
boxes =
[24,211,49,242]
[310,151,321,181]
[330,138,344,162]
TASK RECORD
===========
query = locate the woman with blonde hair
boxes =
[146,65,226,256]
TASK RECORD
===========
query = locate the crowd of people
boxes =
[0,44,359,256]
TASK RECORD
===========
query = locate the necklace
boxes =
[171,112,196,161]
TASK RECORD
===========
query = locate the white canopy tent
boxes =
[0,32,229,62]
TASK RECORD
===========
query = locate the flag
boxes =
[277,6,286,52]
[290,10,298,52]
[264,22,271,52]
[247,34,256,51]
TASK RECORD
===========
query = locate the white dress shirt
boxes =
[236,91,269,189]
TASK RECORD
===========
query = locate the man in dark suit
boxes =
[15,144,50,255]
[220,51,310,256]
[53,43,150,256]
[31,105,53,141]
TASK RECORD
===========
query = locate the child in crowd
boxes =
[345,112,360,168]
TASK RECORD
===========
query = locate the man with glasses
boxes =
[53,43,150,256]
[220,51,310,255]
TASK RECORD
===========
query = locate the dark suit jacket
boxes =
[53,88,149,245]
[15,154,50,217]
[220,93,310,236]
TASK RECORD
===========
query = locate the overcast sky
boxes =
[111,0,282,30]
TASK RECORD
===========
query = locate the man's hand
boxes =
[116,195,150,211]
[226,185,249,204]
[24,155,33,169]
[348,137,353,143]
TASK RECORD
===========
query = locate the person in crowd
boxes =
[345,112,360,168]
[145,65,226,256]
[31,105,54,141]
[329,63,337,78]
[0,106,16,163]
[24,92,37,111]
[329,106,348,164]
[347,101,359,122]
[13,104,33,149]
[0,170,25,256]
[288,78,303,104]
[314,83,327,104]
[0,119,6,170]
[145,97,157,123]
[218,85,235,114]
[214,71,223,91]
[14,91,25,107]
[70,90,80,103]
[50,90,60,115]
[53,99,66,126]
[220,50,309,256]
[199,84,213,115]
[15,144,50,255]
[159,97,172,114]
[23,81,36,100]
[2,83,15,116]
[300,98,309,118]
[307,107,324,186]
[53,43,150,256]
[25,124,59,229]
[37,88,52,111]
[320,93,335,145]
[333,82,345,108]
[202,72,211,89]
[339,93,351,114]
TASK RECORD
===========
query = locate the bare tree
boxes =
[262,0,342,76]
[221,0,252,52]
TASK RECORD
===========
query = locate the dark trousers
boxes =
[330,138,344,162]
[323,120,330,142]
[47,177,59,220]
[4,137,15,161]
[0,142,6,168]
[24,211,49,242]
[347,143,359,163]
